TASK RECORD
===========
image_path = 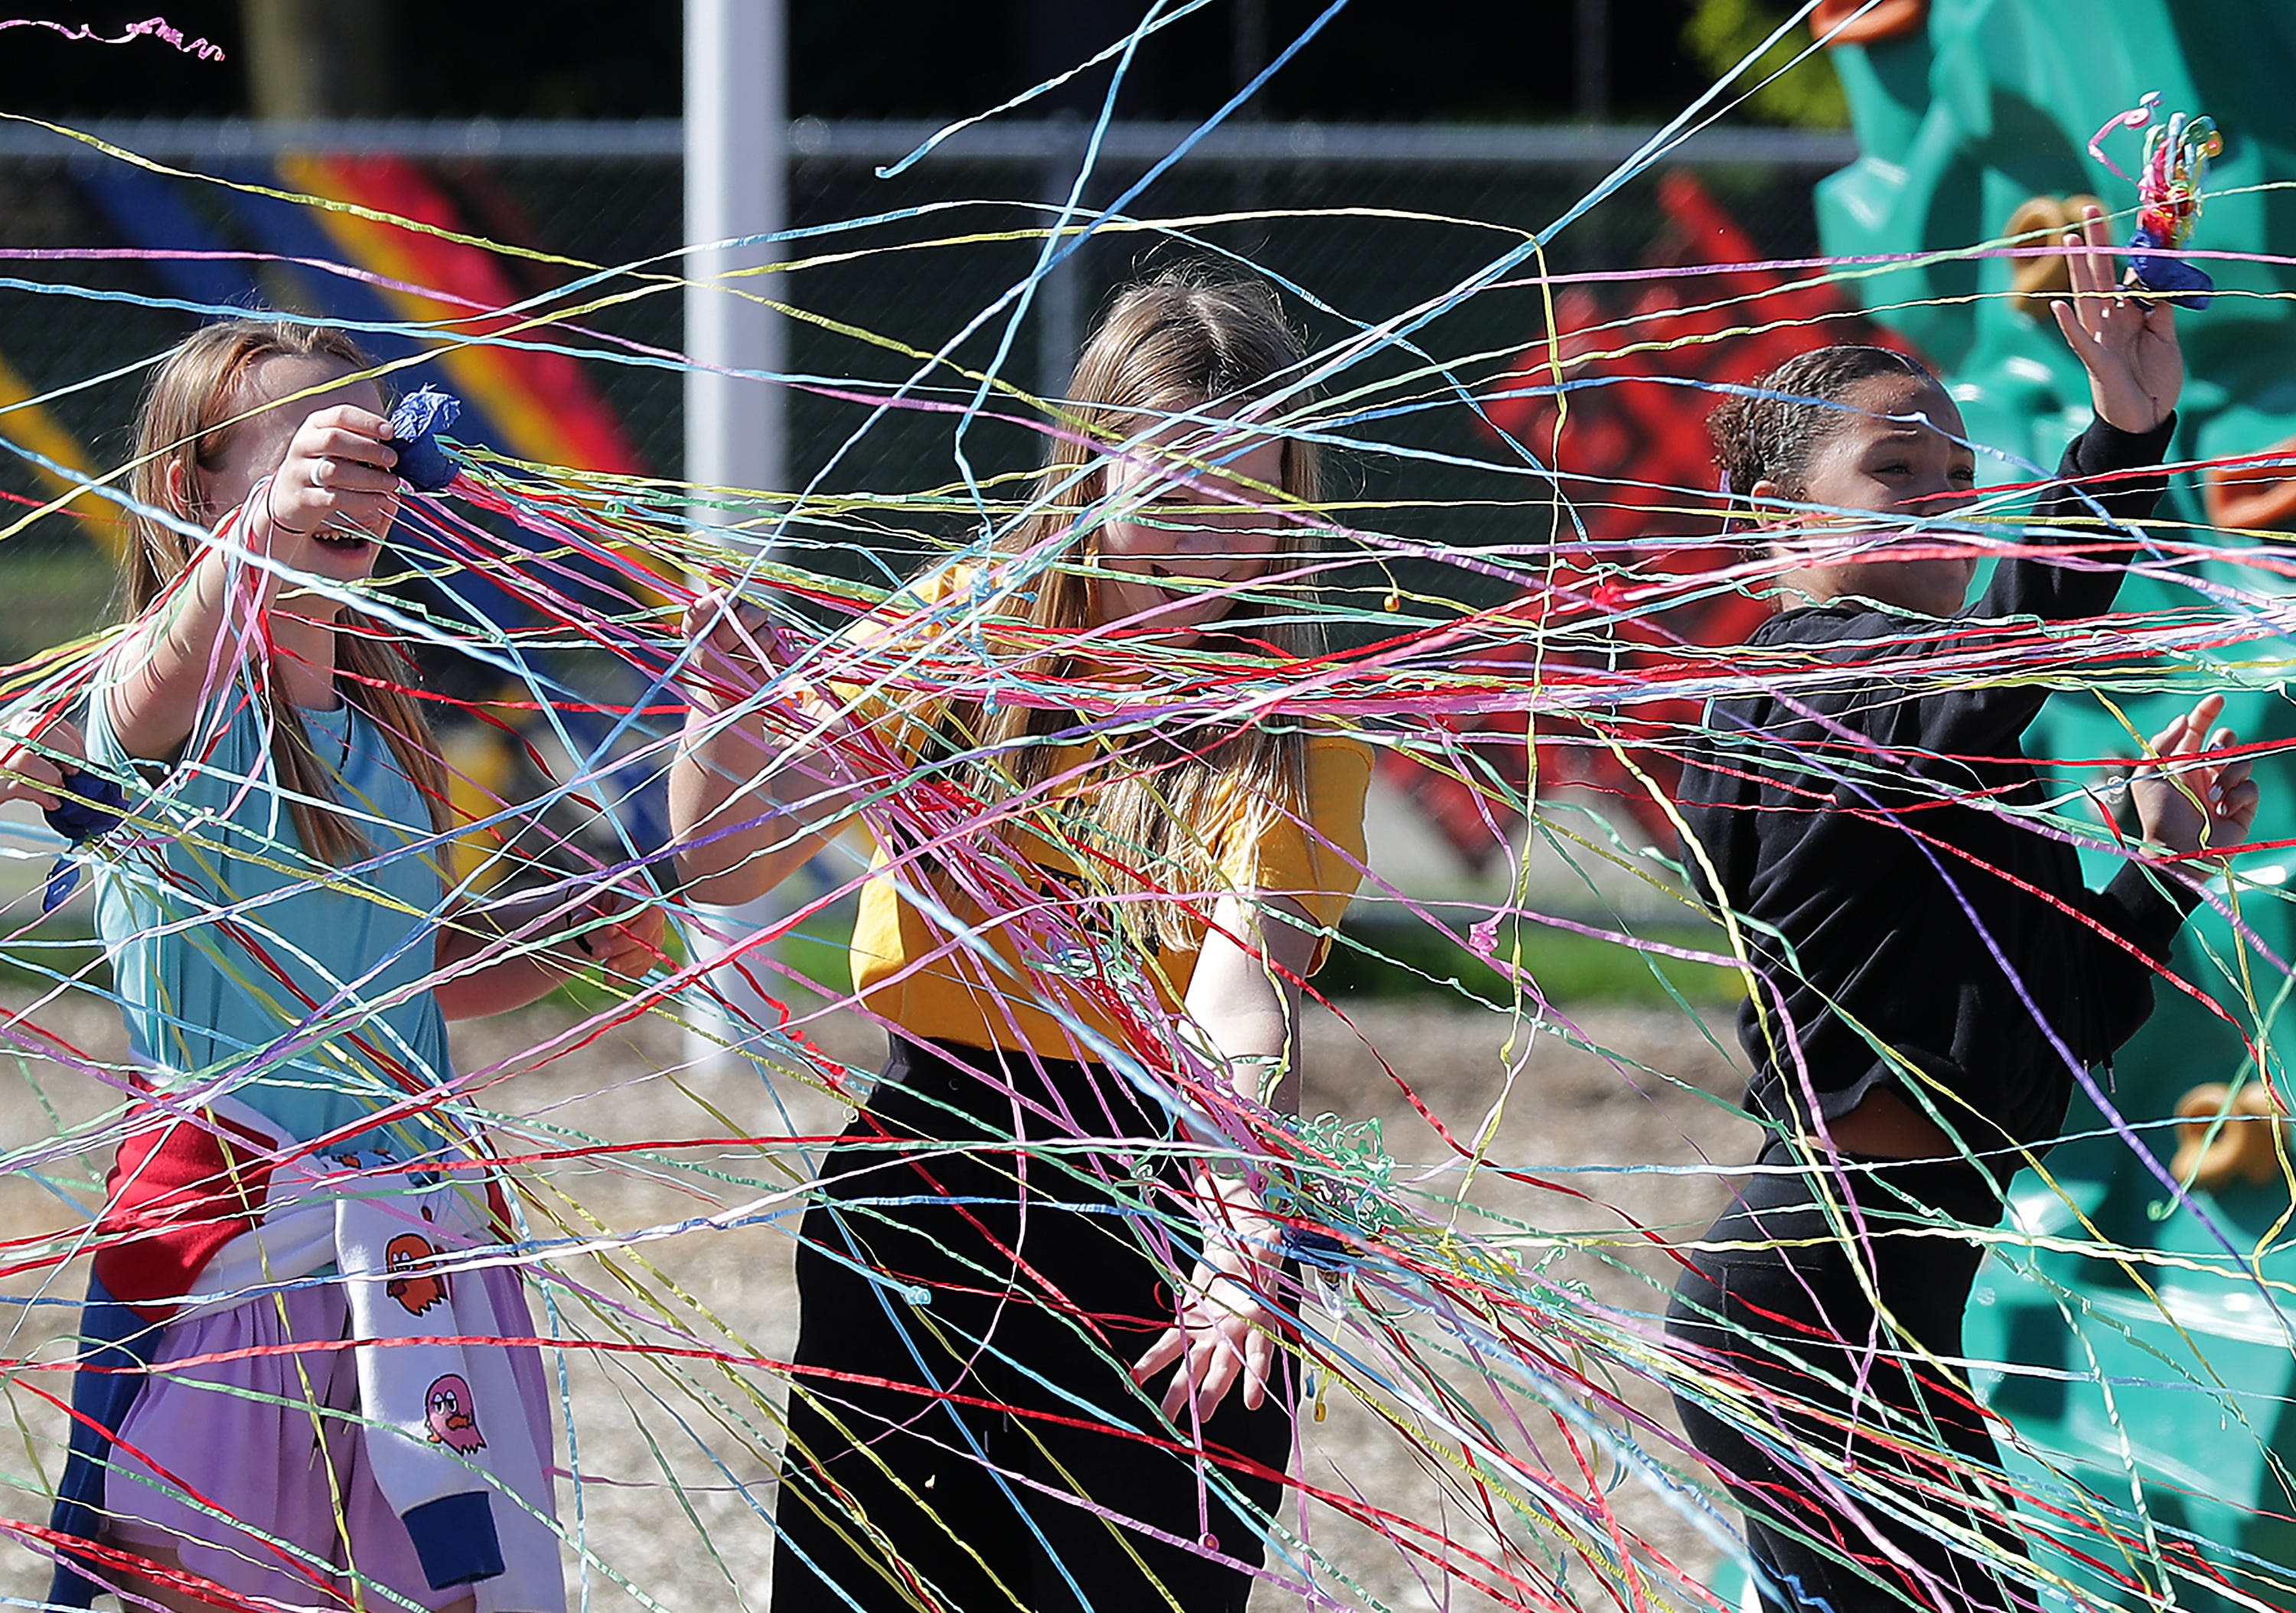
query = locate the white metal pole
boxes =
[685,0,784,502]
[684,0,791,1074]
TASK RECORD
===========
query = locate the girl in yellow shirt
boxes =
[672,266,1370,1613]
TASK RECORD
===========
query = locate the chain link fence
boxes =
[0,119,1854,870]
[0,118,1848,520]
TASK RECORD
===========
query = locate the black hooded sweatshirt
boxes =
[1675,415,2197,1179]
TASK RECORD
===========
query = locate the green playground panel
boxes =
[1780,0,2296,1601]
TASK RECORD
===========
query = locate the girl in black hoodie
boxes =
[1668,207,2258,1613]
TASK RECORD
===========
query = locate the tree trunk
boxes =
[240,0,396,119]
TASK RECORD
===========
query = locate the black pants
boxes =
[771,1039,1294,1613]
[1666,1146,2040,1613]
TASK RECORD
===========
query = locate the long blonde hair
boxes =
[125,319,451,865]
[947,266,1329,950]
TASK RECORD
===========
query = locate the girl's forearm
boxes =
[108,544,269,761]
[432,894,583,1019]
[434,953,564,1019]
[670,705,850,903]
[1179,894,1316,1154]
[1205,1018,1298,1110]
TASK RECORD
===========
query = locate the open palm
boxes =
[2051,204,2183,434]
[2130,693,2259,862]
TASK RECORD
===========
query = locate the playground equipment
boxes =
[1817,3,2296,1606]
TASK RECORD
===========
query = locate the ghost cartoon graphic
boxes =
[425,1374,485,1454]
[385,1233,449,1316]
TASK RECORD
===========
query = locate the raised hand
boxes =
[258,405,400,552]
[678,588,785,711]
[2051,204,2183,435]
[2130,693,2259,861]
[669,586,838,904]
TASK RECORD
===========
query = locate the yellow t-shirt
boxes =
[833,566,1373,1058]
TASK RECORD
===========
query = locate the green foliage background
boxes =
[1682,0,1851,127]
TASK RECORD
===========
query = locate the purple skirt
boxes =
[93,1268,553,1611]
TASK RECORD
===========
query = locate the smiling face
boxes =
[192,354,392,595]
[1086,410,1291,641]
[1758,373,1980,618]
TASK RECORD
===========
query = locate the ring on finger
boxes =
[311,457,334,490]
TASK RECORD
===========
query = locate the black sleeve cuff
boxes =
[2063,411,2177,497]
[2099,856,2202,963]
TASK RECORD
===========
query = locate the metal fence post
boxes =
[1039,112,1087,407]
[683,0,785,503]
[683,0,793,1074]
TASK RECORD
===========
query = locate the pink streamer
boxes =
[0,15,222,60]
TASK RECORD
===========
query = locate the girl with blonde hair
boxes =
[44,319,656,1612]
[674,266,1372,1612]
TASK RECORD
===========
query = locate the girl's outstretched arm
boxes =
[1130,892,1320,1425]
[432,882,667,1019]
[107,406,398,761]
[669,589,859,904]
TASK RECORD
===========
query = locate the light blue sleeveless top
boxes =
[85,668,461,1160]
